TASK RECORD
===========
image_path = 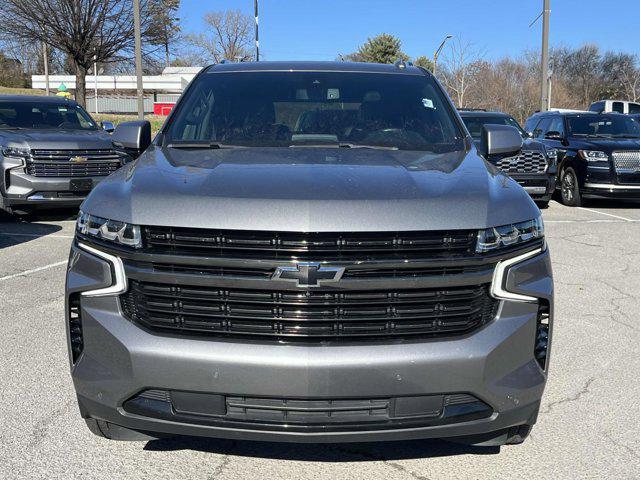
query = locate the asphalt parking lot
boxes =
[1,201,639,480]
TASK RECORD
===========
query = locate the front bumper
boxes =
[511,174,556,201]
[66,244,553,443]
[582,182,640,200]
[1,168,107,208]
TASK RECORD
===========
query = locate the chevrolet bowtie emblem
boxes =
[272,262,345,287]
[70,156,89,163]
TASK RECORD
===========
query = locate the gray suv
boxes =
[66,61,553,447]
[0,95,127,215]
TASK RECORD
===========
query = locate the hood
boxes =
[82,146,540,232]
[0,128,113,150]
[567,137,640,152]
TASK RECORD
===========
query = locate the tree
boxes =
[602,52,640,102]
[187,10,253,63]
[349,34,409,64]
[0,0,139,106]
[413,55,433,72]
[0,51,26,87]
[564,44,603,107]
[145,0,181,67]
[439,38,485,108]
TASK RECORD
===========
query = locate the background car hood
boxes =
[568,137,640,152]
[0,129,113,150]
[82,146,539,232]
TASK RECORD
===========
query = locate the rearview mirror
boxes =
[100,121,115,134]
[544,130,563,140]
[111,120,152,159]
[479,124,523,158]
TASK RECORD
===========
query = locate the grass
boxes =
[0,86,48,96]
[92,114,167,136]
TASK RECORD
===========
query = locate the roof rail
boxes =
[458,108,488,112]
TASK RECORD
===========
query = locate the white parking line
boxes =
[0,260,67,282]
[577,207,633,222]
[545,219,639,224]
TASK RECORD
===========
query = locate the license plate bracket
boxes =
[70,179,93,191]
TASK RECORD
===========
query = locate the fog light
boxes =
[69,294,83,364]
[535,305,550,370]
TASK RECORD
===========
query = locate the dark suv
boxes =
[525,111,640,206]
[460,110,557,207]
[66,61,553,447]
[0,95,128,215]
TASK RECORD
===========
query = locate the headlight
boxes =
[1,146,30,159]
[77,211,142,248]
[545,148,558,163]
[476,217,544,253]
[578,150,608,162]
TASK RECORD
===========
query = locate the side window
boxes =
[533,118,551,138]
[548,116,565,136]
[590,101,605,113]
[629,103,640,115]
[612,102,625,114]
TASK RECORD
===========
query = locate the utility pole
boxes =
[93,55,99,114]
[254,0,259,61]
[42,42,50,96]
[433,35,453,77]
[133,0,145,119]
[540,0,550,112]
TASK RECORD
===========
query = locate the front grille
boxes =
[495,150,547,174]
[613,151,640,173]
[123,389,493,431]
[120,281,498,339]
[26,149,122,177]
[143,227,477,260]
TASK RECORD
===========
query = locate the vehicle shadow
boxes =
[0,209,73,249]
[143,436,499,460]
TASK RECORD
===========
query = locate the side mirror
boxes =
[100,121,115,133]
[544,130,563,141]
[111,120,152,159]
[479,124,523,158]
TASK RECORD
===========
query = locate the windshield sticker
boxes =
[422,98,434,109]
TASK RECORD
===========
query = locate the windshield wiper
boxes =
[166,142,243,149]
[611,134,640,139]
[289,143,398,150]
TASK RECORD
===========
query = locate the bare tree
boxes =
[145,0,181,67]
[0,0,139,106]
[564,44,603,108]
[602,52,640,102]
[439,39,485,108]
[187,10,253,63]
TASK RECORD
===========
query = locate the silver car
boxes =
[65,61,553,447]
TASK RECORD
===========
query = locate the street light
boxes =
[433,35,453,77]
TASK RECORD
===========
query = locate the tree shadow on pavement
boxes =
[144,436,499,461]
[0,209,71,249]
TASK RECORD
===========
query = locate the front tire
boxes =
[560,167,583,207]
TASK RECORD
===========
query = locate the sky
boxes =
[178,0,640,62]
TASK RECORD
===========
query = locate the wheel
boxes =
[84,418,166,441]
[560,167,583,207]
[536,200,550,209]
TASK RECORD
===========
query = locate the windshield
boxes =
[165,71,464,152]
[0,101,98,131]
[461,115,526,139]
[567,114,640,138]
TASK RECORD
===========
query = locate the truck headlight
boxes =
[77,211,142,248]
[476,217,544,253]
[1,146,30,162]
[578,150,608,162]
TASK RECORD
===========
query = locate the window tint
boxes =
[0,102,97,130]
[461,115,525,139]
[524,116,540,134]
[629,103,640,115]
[166,71,464,152]
[567,114,640,138]
[612,102,625,113]
[547,116,565,136]
[590,101,605,113]
[533,117,551,138]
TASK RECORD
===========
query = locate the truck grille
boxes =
[143,227,477,260]
[26,149,122,177]
[495,150,547,174]
[120,281,497,339]
[613,151,640,172]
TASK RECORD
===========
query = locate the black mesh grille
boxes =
[143,227,477,260]
[120,281,498,339]
[26,149,122,177]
